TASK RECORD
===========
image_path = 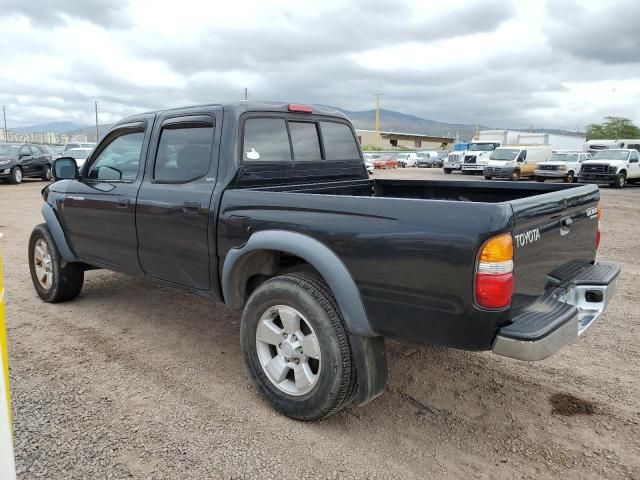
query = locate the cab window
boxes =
[86,130,144,182]
[154,125,214,183]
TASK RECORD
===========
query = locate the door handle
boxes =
[183,201,201,213]
[116,198,130,208]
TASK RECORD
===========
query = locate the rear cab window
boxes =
[241,116,360,164]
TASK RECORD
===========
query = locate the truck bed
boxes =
[250,178,589,203]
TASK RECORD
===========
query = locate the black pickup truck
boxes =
[29,102,619,420]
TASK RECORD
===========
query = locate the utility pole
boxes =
[95,100,99,142]
[2,106,6,142]
[374,93,383,148]
[242,88,248,101]
[474,113,480,139]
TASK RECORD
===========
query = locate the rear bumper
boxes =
[492,262,619,361]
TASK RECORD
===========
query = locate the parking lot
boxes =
[1,170,639,479]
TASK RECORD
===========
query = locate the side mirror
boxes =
[53,157,79,180]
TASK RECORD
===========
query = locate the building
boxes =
[356,129,454,151]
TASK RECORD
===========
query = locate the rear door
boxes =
[29,145,46,173]
[510,186,599,298]
[18,145,34,174]
[136,110,220,290]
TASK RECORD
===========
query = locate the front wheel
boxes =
[444,168,452,174]
[9,166,22,184]
[41,164,52,181]
[612,173,626,188]
[29,224,84,302]
[510,169,521,181]
[241,273,356,421]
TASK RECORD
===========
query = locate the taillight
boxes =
[475,233,514,309]
[596,207,602,250]
[288,104,313,113]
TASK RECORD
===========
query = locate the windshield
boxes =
[0,145,20,156]
[550,152,579,162]
[394,154,409,159]
[490,148,520,161]
[66,149,91,159]
[592,150,630,161]
[468,143,495,151]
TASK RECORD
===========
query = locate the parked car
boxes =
[535,151,591,183]
[0,143,53,184]
[63,147,94,169]
[416,151,440,168]
[32,101,618,422]
[578,149,640,188]
[483,146,553,181]
[394,152,418,168]
[63,142,95,152]
[372,155,399,169]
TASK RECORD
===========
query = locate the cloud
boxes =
[0,0,639,131]
[545,0,640,64]
[0,0,132,28]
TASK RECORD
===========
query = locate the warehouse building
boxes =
[355,129,454,150]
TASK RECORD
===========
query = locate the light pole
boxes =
[1,106,6,142]
[374,93,383,148]
[95,100,99,142]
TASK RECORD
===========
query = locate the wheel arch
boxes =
[221,230,375,337]
[41,203,77,262]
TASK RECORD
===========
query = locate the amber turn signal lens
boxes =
[479,233,513,263]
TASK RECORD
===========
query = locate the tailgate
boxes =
[510,184,600,300]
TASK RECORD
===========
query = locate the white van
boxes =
[483,146,553,181]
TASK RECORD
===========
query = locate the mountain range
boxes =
[9,109,584,142]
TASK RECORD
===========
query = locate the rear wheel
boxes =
[612,172,626,188]
[444,168,452,174]
[9,166,22,184]
[510,169,521,181]
[241,273,356,421]
[29,224,84,302]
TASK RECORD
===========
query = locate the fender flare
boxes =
[221,230,375,337]
[41,203,77,262]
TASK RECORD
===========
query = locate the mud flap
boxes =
[350,335,387,406]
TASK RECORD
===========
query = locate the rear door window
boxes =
[288,122,321,161]
[243,118,291,162]
[320,122,360,160]
[154,125,214,183]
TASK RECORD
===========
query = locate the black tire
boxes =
[484,176,492,180]
[612,172,626,188]
[241,272,357,421]
[28,224,84,302]
[444,168,452,174]
[9,166,22,184]
[536,177,545,182]
[510,169,521,181]
[41,164,52,181]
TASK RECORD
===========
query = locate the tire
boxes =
[536,177,545,182]
[510,169,521,181]
[612,172,626,188]
[9,166,22,184]
[241,272,357,421]
[444,169,452,174]
[41,164,52,181]
[28,224,84,303]
[484,176,492,180]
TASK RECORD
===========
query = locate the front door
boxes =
[61,116,154,272]
[136,111,220,290]
[18,145,34,174]
[628,150,640,179]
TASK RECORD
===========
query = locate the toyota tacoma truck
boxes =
[28,102,619,421]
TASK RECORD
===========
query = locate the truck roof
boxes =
[116,102,349,126]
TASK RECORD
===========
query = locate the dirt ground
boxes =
[1,171,639,479]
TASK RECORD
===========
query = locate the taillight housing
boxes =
[475,233,514,309]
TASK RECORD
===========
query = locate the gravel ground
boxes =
[1,171,639,479]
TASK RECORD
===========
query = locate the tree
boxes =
[586,116,640,140]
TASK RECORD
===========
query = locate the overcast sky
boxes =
[1,0,639,130]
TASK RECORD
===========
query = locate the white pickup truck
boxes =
[535,151,592,183]
[578,148,640,188]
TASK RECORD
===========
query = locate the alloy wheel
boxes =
[33,239,53,290]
